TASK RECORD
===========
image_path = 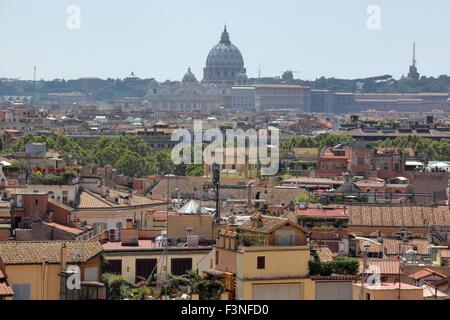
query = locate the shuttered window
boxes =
[12,284,31,300]
[257,256,265,269]
[104,259,122,275]
[135,259,157,283]
[171,258,192,276]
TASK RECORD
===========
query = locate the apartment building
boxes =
[214,213,315,300]
[0,240,103,300]
[102,218,211,284]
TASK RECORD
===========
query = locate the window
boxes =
[135,259,157,283]
[135,219,141,229]
[275,229,296,245]
[257,256,265,269]
[84,267,99,281]
[171,258,192,276]
[104,259,122,275]
[384,163,388,171]
[35,199,39,205]
[12,284,31,300]
[357,157,364,165]
[215,250,219,265]
[62,190,68,204]
[394,163,400,172]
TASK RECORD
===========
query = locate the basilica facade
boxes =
[145,27,247,112]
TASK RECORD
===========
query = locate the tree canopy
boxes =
[5,134,203,177]
[377,136,450,161]
[281,133,353,149]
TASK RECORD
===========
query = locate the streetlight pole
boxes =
[395,227,411,300]
[352,236,382,300]
[164,174,175,300]
[360,241,370,300]
[212,163,220,221]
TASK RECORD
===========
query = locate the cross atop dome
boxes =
[220,25,230,44]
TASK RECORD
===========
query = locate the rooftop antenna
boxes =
[257,63,265,79]
[412,42,417,67]
[32,66,37,106]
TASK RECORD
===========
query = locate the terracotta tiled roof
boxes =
[439,249,450,258]
[359,259,401,275]
[79,189,162,209]
[78,190,113,208]
[354,179,385,188]
[0,282,14,297]
[358,239,383,254]
[0,257,13,297]
[107,189,158,206]
[384,238,429,256]
[0,241,103,265]
[0,202,10,209]
[220,230,238,238]
[409,268,447,281]
[298,207,348,218]
[238,215,293,234]
[359,238,429,256]
[348,205,450,227]
[42,222,84,235]
[311,245,335,262]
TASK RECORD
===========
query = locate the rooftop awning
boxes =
[405,161,423,166]
[177,199,208,215]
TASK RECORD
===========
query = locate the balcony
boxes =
[236,234,307,251]
[30,167,81,185]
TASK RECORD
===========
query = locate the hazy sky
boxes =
[1,0,449,81]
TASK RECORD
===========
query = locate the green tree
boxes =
[115,150,148,177]
[185,164,204,176]
[154,151,176,175]
[100,273,134,300]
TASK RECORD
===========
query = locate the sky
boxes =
[0,0,449,81]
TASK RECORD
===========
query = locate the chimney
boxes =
[60,242,67,271]
[250,212,263,229]
[126,216,135,229]
[121,216,139,246]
